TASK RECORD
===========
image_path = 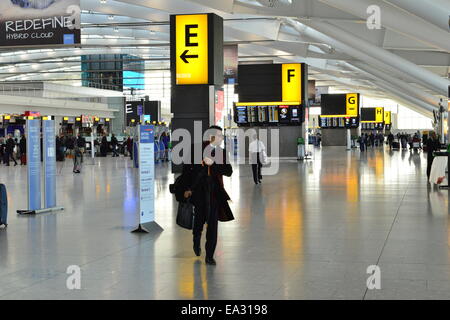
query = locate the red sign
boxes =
[24,111,41,117]
[215,89,224,126]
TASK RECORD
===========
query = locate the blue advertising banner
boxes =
[138,125,155,224]
[43,120,56,208]
[26,119,41,211]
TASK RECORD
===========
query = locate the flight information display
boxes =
[234,104,302,126]
[268,106,279,123]
[344,117,359,128]
[248,106,258,123]
[290,106,300,123]
[361,122,384,130]
[319,116,359,128]
[258,106,268,123]
[235,106,248,124]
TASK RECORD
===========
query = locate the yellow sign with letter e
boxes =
[175,14,209,85]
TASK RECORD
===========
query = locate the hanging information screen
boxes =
[361,107,384,123]
[321,93,360,117]
[138,125,155,224]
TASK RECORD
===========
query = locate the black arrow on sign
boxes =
[180,49,198,63]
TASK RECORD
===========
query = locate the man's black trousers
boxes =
[193,202,218,259]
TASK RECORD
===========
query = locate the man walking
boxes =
[76,134,86,163]
[177,126,234,265]
[249,134,265,184]
[5,135,17,166]
[111,134,119,157]
[19,134,26,165]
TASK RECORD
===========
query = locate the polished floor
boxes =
[0,146,448,300]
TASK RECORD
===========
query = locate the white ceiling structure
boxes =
[0,0,449,118]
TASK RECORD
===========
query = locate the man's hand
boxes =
[184,190,192,199]
[203,157,214,166]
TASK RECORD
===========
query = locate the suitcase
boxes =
[21,154,26,165]
[0,184,7,228]
[392,141,400,150]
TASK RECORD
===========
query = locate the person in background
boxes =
[177,126,234,266]
[126,136,133,160]
[0,138,4,162]
[358,134,366,152]
[161,132,170,161]
[76,133,86,163]
[66,135,75,157]
[56,135,62,161]
[101,133,108,157]
[249,134,265,185]
[19,134,26,165]
[387,133,394,150]
[94,138,100,156]
[315,132,322,147]
[426,131,440,180]
[73,146,82,174]
[111,134,119,157]
[5,134,17,166]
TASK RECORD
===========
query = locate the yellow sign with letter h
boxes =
[375,107,384,123]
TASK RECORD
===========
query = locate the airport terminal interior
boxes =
[0,0,449,301]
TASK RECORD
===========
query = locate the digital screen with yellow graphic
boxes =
[361,107,384,123]
[320,93,360,118]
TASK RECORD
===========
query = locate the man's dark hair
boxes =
[208,125,223,132]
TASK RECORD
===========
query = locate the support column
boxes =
[170,13,224,172]
[346,129,351,151]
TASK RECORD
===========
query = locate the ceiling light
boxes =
[100,0,107,4]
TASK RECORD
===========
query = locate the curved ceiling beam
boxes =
[81,0,167,22]
[384,0,450,32]
[313,73,432,118]
[298,19,449,96]
[348,62,441,107]
[284,18,443,114]
[316,0,450,52]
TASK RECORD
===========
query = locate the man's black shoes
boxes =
[193,245,201,257]
[205,257,216,265]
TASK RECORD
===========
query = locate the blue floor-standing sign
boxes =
[43,120,56,208]
[132,125,160,233]
[27,119,41,211]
